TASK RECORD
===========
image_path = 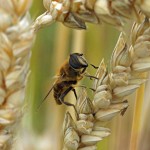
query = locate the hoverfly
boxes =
[38,53,97,114]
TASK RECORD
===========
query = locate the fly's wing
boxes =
[37,82,55,111]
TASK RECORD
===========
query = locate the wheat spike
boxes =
[0,0,34,149]
[63,16,150,149]
[33,0,150,31]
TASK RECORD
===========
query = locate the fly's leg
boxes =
[84,73,99,80]
[81,67,86,73]
[72,88,77,100]
[74,85,96,93]
[90,64,99,69]
[59,87,79,119]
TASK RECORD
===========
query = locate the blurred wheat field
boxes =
[1,0,150,150]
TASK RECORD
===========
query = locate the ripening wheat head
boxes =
[0,0,34,149]
[33,0,150,31]
[63,16,150,150]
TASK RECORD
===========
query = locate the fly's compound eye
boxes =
[69,53,88,69]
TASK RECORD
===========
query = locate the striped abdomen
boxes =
[53,80,77,105]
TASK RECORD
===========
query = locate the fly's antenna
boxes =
[36,84,54,111]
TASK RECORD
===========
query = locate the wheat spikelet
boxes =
[63,16,150,150]
[33,0,150,31]
[0,0,34,149]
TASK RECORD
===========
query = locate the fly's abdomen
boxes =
[53,80,77,105]
[53,86,62,105]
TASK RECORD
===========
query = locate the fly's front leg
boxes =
[59,87,79,118]
[84,72,98,80]
[74,85,96,92]
[81,67,86,73]
[90,64,99,69]
[72,88,78,100]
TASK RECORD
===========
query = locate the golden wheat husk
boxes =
[0,0,34,149]
[33,0,150,31]
[63,16,150,150]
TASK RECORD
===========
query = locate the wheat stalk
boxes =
[33,0,150,31]
[63,16,150,150]
[0,0,34,149]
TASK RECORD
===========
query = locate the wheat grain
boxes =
[0,0,34,149]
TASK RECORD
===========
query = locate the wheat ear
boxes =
[63,16,150,150]
[0,0,34,149]
[33,0,150,31]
